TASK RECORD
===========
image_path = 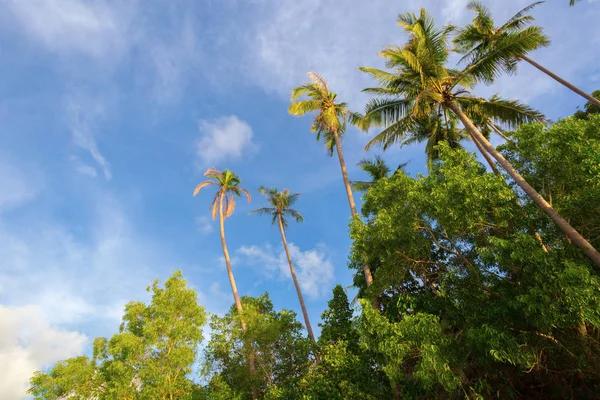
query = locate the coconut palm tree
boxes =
[193,168,251,324]
[359,9,600,267]
[251,187,317,345]
[351,156,408,192]
[289,73,375,287]
[454,1,600,108]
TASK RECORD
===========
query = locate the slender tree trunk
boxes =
[332,128,375,287]
[219,196,257,399]
[489,121,512,142]
[470,133,549,253]
[278,215,319,350]
[470,133,501,175]
[448,102,600,268]
[521,55,600,108]
[219,195,244,322]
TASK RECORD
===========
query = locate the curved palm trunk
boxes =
[219,196,257,399]
[219,195,244,320]
[521,55,600,109]
[470,133,501,175]
[332,128,375,287]
[449,102,600,268]
[277,215,318,346]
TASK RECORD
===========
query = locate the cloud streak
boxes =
[237,242,334,298]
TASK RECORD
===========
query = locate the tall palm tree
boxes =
[251,187,317,345]
[359,9,600,267]
[289,73,375,287]
[193,168,251,324]
[454,1,600,108]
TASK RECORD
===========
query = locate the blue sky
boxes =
[1,0,599,398]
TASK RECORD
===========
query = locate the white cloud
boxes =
[196,216,214,235]
[66,94,112,181]
[195,115,258,166]
[0,305,87,400]
[237,243,334,298]
[4,0,133,59]
[69,155,98,178]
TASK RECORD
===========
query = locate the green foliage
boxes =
[203,294,312,400]
[499,115,600,251]
[318,285,357,347]
[351,143,600,398]
[299,286,392,400]
[574,90,600,120]
[29,271,207,399]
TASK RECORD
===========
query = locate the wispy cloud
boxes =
[4,0,133,59]
[237,242,334,298]
[196,215,214,235]
[195,115,258,166]
[65,94,112,181]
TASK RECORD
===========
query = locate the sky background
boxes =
[1,0,599,398]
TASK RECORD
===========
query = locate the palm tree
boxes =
[289,73,375,287]
[251,187,317,345]
[359,9,600,267]
[351,156,407,192]
[454,1,600,108]
[193,168,251,324]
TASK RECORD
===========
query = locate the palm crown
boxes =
[351,156,408,192]
[289,72,353,156]
[359,8,544,151]
[251,187,304,228]
[453,1,549,83]
[193,168,251,220]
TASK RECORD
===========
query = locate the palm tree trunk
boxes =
[470,132,549,253]
[470,133,501,175]
[219,195,244,321]
[332,128,375,287]
[521,55,600,108]
[219,196,257,399]
[277,215,318,346]
[448,102,600,268]
[489,121,512,142]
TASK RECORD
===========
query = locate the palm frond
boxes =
[288,100,322,117]
[365,115,416,151]
[456,95,545,129]
[286,209,304,223]
[193,181,214,196]
[362,98,412,129]
[500,1,544,32]
[250,207,276,217]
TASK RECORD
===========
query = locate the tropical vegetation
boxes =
[29,2,600,399]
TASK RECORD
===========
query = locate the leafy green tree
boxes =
[500,115,600,256]
[574,90,600,120]
[251,186,317,345]
[318,285,357,347]
[203,294,312,400]
[454,1,600,108]
[29,271,207,399]
[298,285,392,400]
[193,168,251,325]
[352,143,600,398]
[289,72,375,288]
[359,8,600,267]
